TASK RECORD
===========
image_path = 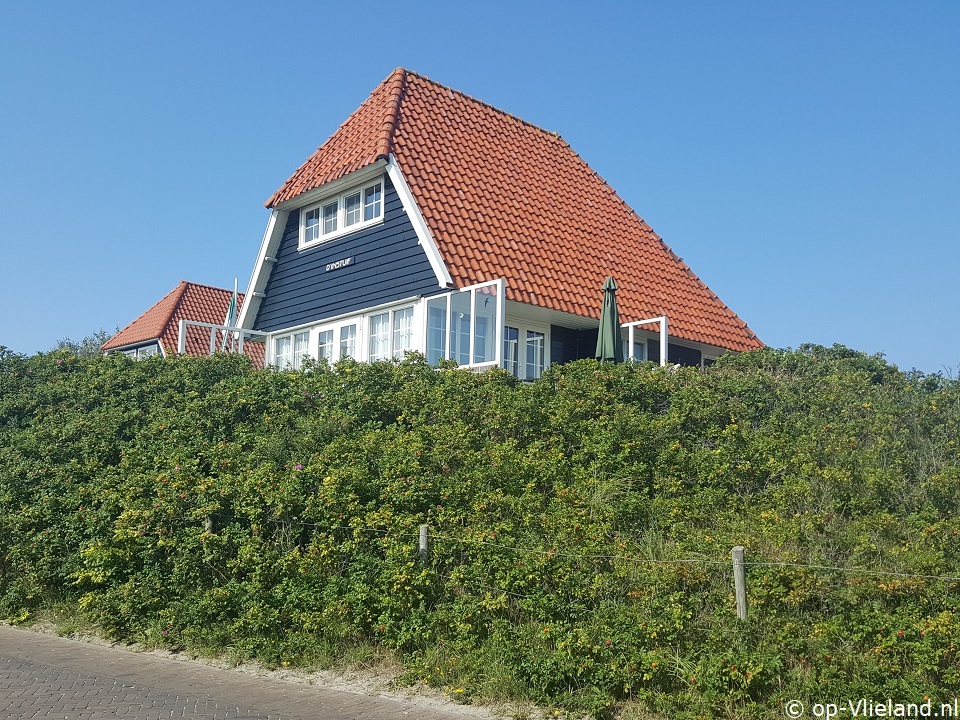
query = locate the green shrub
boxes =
[1,345,958,717]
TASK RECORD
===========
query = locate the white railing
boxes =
[177,319,267,356]
[622,315,668,367]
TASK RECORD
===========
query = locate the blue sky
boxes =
[1,2,957,373]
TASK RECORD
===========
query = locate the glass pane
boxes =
[323,201,338,234]
[473,285,498,364]
[317,330,334,361]
[340,324,356,359]
[292,331,309,370]
[450,291,472,365]
[368,313,389,361]
[393,307,414,359]
[526,330,545,380]
[503,326,520,377]
[274,336,291,368]
[426,296,447,364]
[363,183,382,221]
[304,207,320,242]
[344,192,362,226]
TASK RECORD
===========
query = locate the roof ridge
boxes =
[403,69,569,146]
[165,280,193,328]
[377,68,407,161]
[100,281,187,351]
[178,280,244,296]
[265,70,405,208]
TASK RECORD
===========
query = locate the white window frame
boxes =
[391,306,415,359]
[299,178,385,249]
[338,323,358,360]
[368,305,416,361]
[266,299,421,369]
[316,327,335,363]
[272,330,310,370]
[122,343,159,360]
[502,321,550,381]
[422,279,505,371]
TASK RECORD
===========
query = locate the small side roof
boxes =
[268,69,762,353]
[101,281,262,363]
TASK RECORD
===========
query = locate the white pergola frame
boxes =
[622,316,668,367]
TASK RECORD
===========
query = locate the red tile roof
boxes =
[268,69,762,353]
[101,281,265,366]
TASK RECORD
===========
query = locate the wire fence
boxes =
[259,518,960,585]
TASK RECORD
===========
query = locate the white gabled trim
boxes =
[238,209,287,330]
[387,155,454,289]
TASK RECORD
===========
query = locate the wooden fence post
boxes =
[732,545,747,620]
[418,524,430,565]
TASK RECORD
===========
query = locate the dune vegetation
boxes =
[1,345,958,717]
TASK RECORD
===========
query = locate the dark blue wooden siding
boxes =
[550,325,598,364]
[647,340,702,366]
[253,178,443,333]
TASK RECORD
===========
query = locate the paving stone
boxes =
[0,625,487,720]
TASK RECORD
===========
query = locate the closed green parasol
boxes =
[595,276,624,362]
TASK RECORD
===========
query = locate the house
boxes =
[235,68,762,376]
[101,281,264,366]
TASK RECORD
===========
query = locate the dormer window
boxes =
[300,179,384,248]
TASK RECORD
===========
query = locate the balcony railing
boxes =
[177,319,267,356]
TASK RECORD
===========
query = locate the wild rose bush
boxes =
[1,345,958,718]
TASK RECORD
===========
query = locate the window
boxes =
[122,343,159,359]
[304,207,320,243]
[473,285,497,363]
[367,306,414,361]
[393,307,414,358]
[363,184,381,221]
[317,329,334,362]
[274,331,309,370]
[426,297,447,364]
[369,312,390,361]
[344,191,362,226]
[626,337,647,362]
[503,327,520,376]
[323,201,338,234]
[450,291,472,365]
[274,336,291,368]
[300,179,384,248]
[503,323,548,381]
[525,331,545,380]
[340,324,357,359]
[426,280,503,370]
[292,331,309,369]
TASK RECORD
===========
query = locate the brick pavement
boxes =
[0,625,491,720]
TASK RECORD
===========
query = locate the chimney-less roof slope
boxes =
[102,282,263,365]
[268,69,762,353]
